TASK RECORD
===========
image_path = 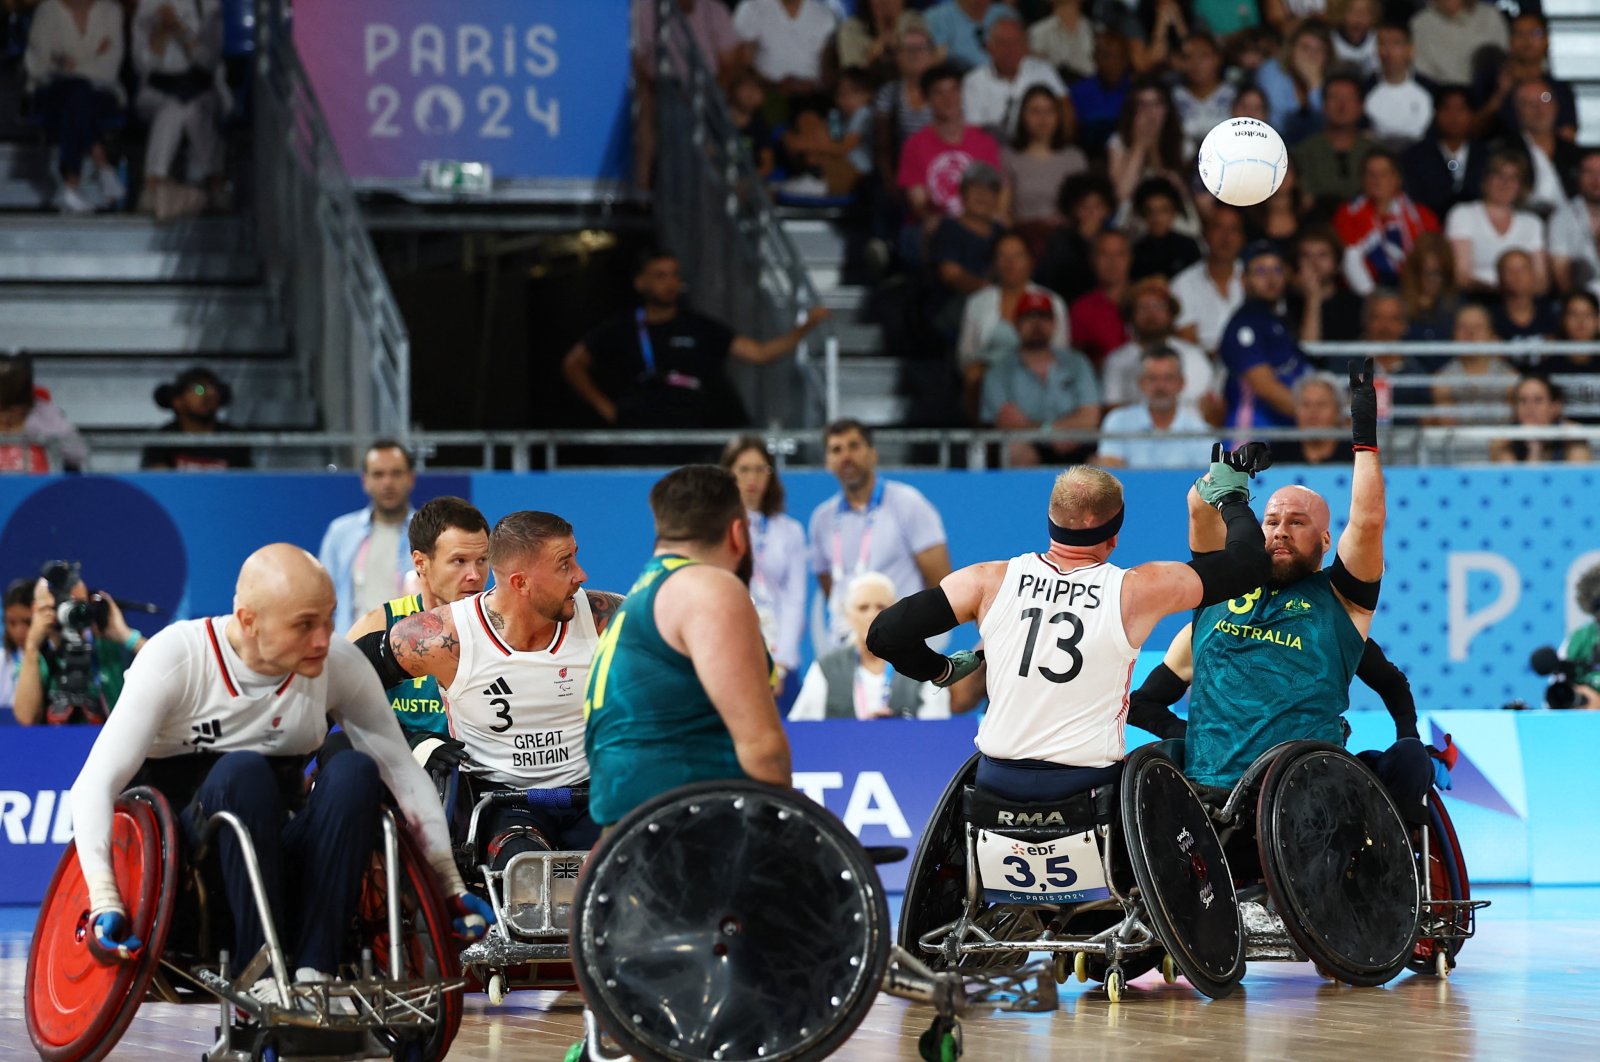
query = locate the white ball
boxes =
[1197,117,1288,208]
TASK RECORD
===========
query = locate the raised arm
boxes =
[1335,360,1384,635]
[657,566,790,787]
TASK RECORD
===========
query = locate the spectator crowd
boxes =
[631,0,1600,465]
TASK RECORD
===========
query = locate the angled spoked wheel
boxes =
[26,787,179,1062]
[1120,745,1245,999]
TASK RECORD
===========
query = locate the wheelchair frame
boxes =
[453,780,590,1002]
[26,787,464,1062]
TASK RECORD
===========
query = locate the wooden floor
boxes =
[5,885,1598,1060]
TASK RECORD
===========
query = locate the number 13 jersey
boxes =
[975,553,1136,769]
[443,591,598,788]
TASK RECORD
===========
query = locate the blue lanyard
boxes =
[635,308,656,376]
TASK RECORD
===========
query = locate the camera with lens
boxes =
[1530,646,1584,709]
[38,559,109,724]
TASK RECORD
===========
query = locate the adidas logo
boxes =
[483,677,513,697]
[188,719,222,747]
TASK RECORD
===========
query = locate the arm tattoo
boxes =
[587,591,626,633]
[391,609,462,676]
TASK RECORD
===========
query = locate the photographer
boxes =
[1535,563,1600,710]
[13,563,146,726]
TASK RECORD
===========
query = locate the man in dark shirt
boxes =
[1218,241,1313,432]
[1285,227,1364,343]
[140,366,253,472]
[1402,87,1486,221]
[562,248,828,431]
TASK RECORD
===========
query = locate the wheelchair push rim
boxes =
[1120,745,1245,999]
[571,780,891,1062]
[897,753,979,966]
[357,813,464,1062]
[26,787,179,1062]
[1256,743,1421,987]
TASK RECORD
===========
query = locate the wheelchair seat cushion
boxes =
[963,784,1112,840]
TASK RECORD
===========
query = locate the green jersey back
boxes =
[1185,569,1365,788]
[583,555,746,826]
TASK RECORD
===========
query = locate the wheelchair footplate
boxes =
[178,947,466,1061]
[1237,885,1309,963]
[460,851,586,999]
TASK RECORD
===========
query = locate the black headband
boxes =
[1048,507,1124,547]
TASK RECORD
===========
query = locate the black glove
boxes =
[1197,443,1251,510]
[417,737,468,775]
[1221,441,1273,478]
[1349,357,1378,451]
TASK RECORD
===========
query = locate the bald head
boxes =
[1265,485,1330,533]
[232,544,337,676]
[235,543,334,614]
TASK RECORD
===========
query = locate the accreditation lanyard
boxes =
[853,658,896,719]
[748,510,771,597]
[635,308,656,376]
[830,481,885,584]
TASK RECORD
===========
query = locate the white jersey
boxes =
[975,554,1137,768]
[444,591,597,787]
[70,618,456,915]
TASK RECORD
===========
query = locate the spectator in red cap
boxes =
[979,290,1101,465]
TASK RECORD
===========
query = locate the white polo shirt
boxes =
[1097,402,1213,470]
[961,56,1066,140]
[1170,259,1245,354]
[733,0,837,84]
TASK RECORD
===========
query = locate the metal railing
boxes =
[252,0,411,440]
[649,0,837,427]
[30,421,1595,474]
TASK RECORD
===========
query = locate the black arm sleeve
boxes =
[865,588,958,683]
[353,629,414,691]
[1356,638,1419,741]
[1330,555,1382,611]
[1127,662,1190,740]
[1187,499,1271,607]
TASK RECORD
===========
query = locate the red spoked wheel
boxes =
[26,787,179,1062]
[355,820,463,1062]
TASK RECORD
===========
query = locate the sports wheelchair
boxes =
[900,744,1245,1003]
[446,769,592,1002]
[25,787,464,1062]
[567,779,1061,1062]
[1195,739,1487,986]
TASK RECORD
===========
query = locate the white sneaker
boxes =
[246,975,292,1010]
[57,185,94,214]
[778,174,828,198]
[96,164,126,206]
[295,967,358,1016]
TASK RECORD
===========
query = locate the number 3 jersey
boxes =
[975,553,1136,769]
[443,591,597,788]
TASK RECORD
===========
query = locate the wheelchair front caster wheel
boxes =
[1053,954,1067,985]
[1435,951,1449,979]
[918,1016,961,1062]
[487,972,507,1006]
[1073,951,1088,983]
[1161,954,1177,984]
[1105,968,1124,1003]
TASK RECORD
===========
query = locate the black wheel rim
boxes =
[1259,747,1420,986]
[1122,746,1244,998]
[573,782,889,1062]
[897,754,979,968]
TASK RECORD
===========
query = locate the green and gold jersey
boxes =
[382,593,450,741]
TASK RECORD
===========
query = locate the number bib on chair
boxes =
[976,829,1110,904]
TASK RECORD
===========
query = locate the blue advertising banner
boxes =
[0,711,1581,903]
[292,0,633,187]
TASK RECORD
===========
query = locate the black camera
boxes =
[40,560,110,632]
[38,560,108,725]
[1530,646,1582,709]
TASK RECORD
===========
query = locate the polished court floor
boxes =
[3,886,1597,1060]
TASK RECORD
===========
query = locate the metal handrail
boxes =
[1304,341,1600,358]
[651,0,835,425]
[253,0,411,441]
[46,422,1598,473]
